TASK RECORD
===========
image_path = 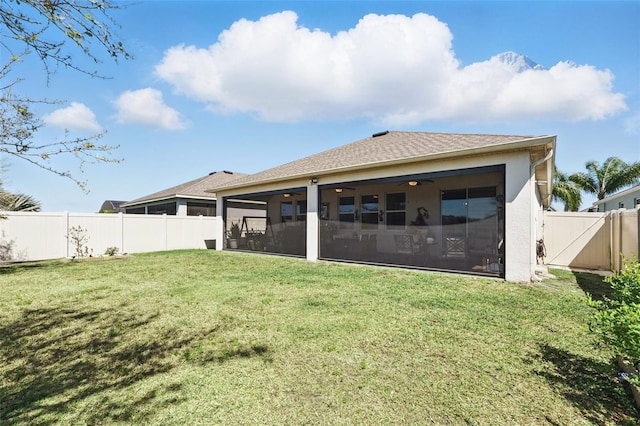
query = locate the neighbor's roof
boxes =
[121,171,247,207]
[593,184,640,206]
[99,200,126,212]
[211,131,555,192]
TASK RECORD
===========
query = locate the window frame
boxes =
[338,196,356,229]
[360,194,379,229]
[296,200,307,222]
[281,201,293,223]
[385,192,406,228]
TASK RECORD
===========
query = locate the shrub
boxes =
[589,259,640,383]
[0,237,14,261]
[104,246,119,256]
[226,222,241,239]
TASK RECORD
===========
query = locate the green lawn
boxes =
[0,250,636,424]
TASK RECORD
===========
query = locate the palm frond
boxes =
[553,168,582,211]
[0,192,41,212]
[571,157,640,200]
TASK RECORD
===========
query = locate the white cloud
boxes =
[43,102,102,131]
[155,11,627,124]
[114,88,188,130]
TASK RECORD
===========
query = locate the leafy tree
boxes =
[552,167,582,211]
[570,157,640,201]
[1,0,130,190]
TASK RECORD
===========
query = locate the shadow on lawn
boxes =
[573,271,612,301]
[0,261,75,275]
[0,302,270,424]
[532,344,638,423]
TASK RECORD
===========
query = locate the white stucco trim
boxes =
[215,197,225,251]
[504,152,534,282]
[176,200,187,216]
[306,184,319,261]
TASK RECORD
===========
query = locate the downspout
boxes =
[529,148,554,280]
[530,148,554,203]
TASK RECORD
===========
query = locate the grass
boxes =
[0,250,637,424]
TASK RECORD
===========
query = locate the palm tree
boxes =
[0,191,41,212]
[552,168,582,211]
[570,157,640,200]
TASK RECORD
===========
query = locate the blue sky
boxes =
[5,1,640,212]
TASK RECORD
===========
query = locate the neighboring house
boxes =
[99,200,126,213]
[209,131,555,283]
[121,171,246,216]
[592,184,640,212]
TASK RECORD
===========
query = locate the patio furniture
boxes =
[394,234,419,255]
[444,235,466,257]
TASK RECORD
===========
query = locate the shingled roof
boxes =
[122,170,246,207]
[211,131,554,192]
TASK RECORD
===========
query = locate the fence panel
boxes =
[0,212,68,260]
[619,208,640,266]
[166,215,216,250]
[122,215,167,254]
[543,208,639,271]
[68,213,123,257]
[0,212,217,261]
[543,211,610,270]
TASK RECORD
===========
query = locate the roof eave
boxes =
[593,184,640,205]
[121,194,216,208]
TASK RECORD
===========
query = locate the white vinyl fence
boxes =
[543,207,639,271]
[0,212,217,261]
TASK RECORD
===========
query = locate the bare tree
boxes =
[1,0,131,190]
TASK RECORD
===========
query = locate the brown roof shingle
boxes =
[212,131,552,191]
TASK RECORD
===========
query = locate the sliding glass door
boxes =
[441,186,503,274]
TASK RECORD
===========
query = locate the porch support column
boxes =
[215,197,225,251]
[306,183,319,262]
[176,200,188,216]
[505,152,534,282]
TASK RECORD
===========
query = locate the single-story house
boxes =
[592,184,640,212]
[121,170,246,216]
[99,200,126,213]
[209,131,555,282]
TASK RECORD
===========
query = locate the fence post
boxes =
[163,213,168,251]
[118,212,125,254]
[637,206,640,260]
[612,210,621,272]
[64,211,70,258]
